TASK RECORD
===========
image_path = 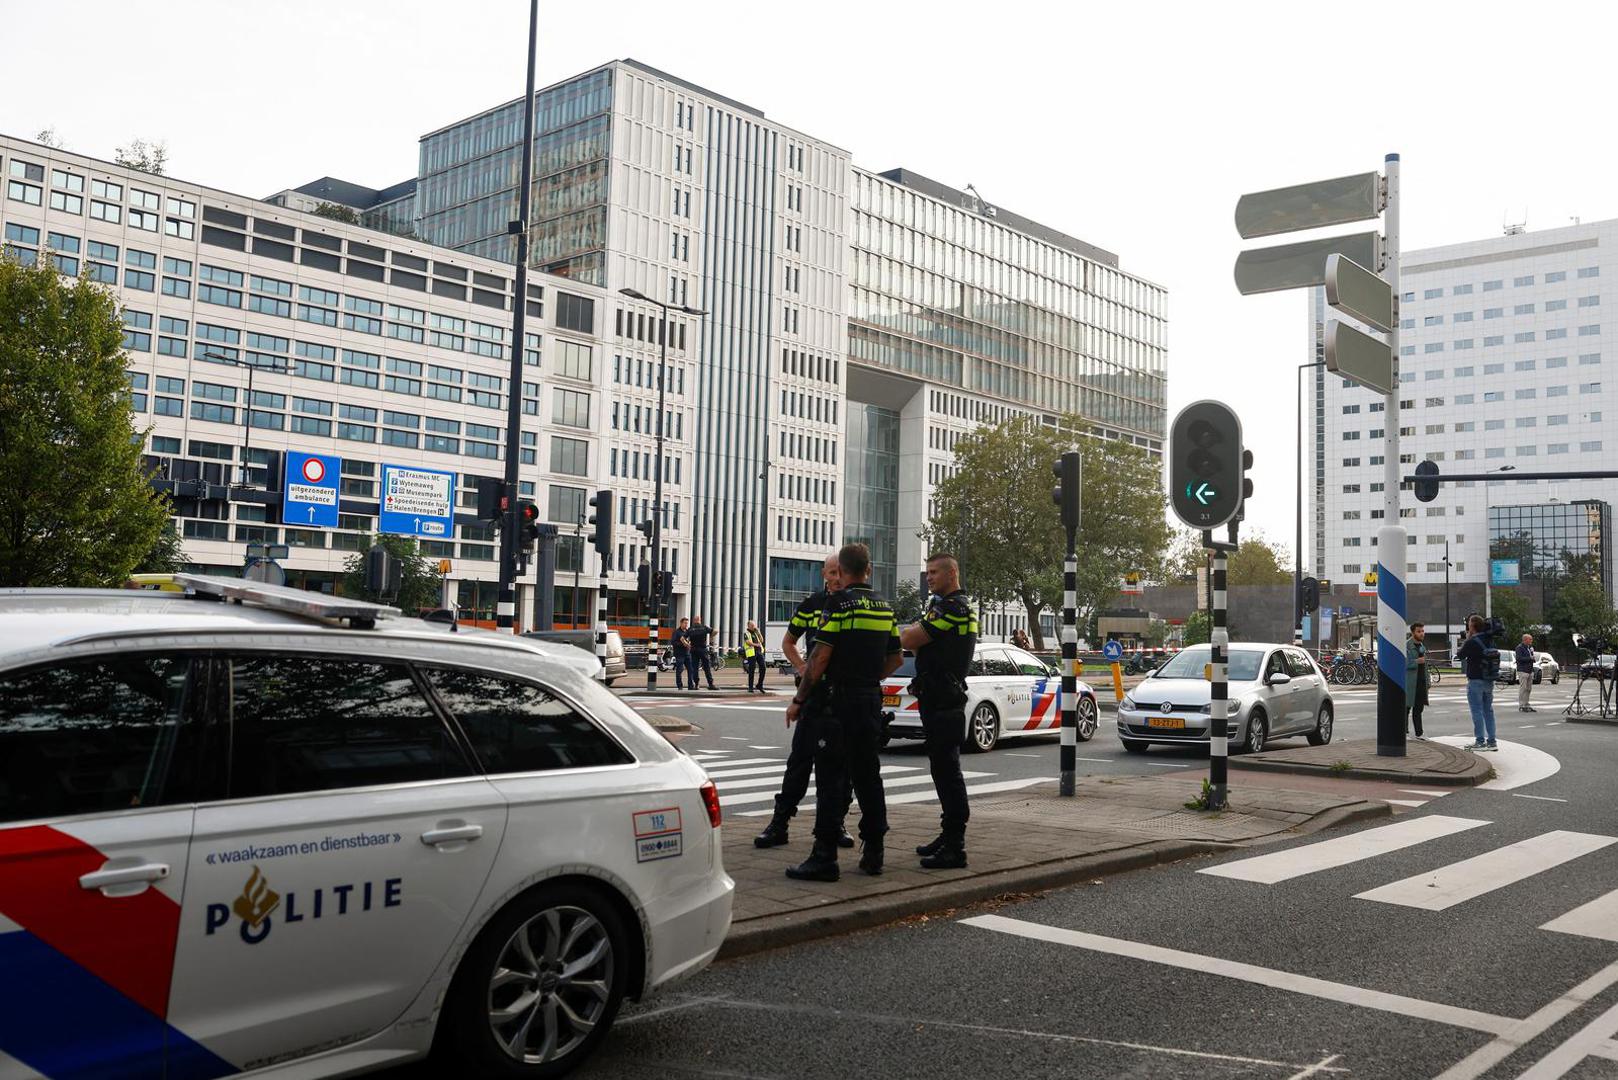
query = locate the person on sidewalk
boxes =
[686,615,717,690]
[1516,633,1537,713]
[785,543,901,882]
[671,617,692,690]
[742,620,766,692]
[900,553,978,870]
[754,554,853,852]
[1459,614,1500,751]
[1405,622,1429,740]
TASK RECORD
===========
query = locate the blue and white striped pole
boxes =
[1377,152,1408,756]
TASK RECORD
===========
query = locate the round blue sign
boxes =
[1102,640,1124,662]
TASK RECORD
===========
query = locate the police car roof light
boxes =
[172,573,401,627]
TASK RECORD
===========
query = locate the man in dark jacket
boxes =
[1515,634,1537,713]
[686,616,717,690]
[671,618,692,689]
[1458,615,1500,751]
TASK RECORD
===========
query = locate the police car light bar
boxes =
[173,573,402,626]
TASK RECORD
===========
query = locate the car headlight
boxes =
[1121,694,1136,710]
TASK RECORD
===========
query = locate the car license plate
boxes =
[1146,716,1185,730]
[883,694,900,707]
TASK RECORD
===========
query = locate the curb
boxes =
[1565,714,1617,726]
[647,716,694,734]
[1227,756,1492,787]
[715,797,1389,961]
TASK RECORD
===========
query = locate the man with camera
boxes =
[1458,614,1502,751]
[1515,633,1538,713]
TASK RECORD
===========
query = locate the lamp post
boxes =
[573,512,585,629]
[202,349,287,489]
[618,287,706,690]
[1296,359,1326,646]
[1443,538,1453,660]
[1484,464,1516,618]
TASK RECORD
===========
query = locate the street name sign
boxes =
[1235,171,1382,239]
[1326,320,1394,395]
[379,464,457,538]
[1326,253,1395,333]
[282,451,340,528]
[1234,231,1382,296]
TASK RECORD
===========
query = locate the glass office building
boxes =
[1489,500,1612,604]
[843,403,902,597]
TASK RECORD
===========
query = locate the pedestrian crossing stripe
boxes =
[1355,831,1617,911]
[1200,816,1491,884]
[1541,888,1618,944]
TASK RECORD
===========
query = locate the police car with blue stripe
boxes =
[880,643,1099,752]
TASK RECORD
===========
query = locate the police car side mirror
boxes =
[1046,664,1061,678]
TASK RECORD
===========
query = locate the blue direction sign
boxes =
[1102,640,1124,662]
[282,451,340,528]
[379,464,457,539]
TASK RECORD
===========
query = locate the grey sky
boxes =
[7,0,1614,557]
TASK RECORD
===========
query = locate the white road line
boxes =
[1516,997,1618,1080]
[692,757,780,769]
[1431,735,1562,791]
[703,704,788,712]
[711,765,923,792]
[698,764,794,781]
[1541,888,1618,944]
[1433,958,1618,1080]
[1512,793,1569,803]
[747,745,780,750]
[1075,756,1114,762]
[719,772,973,807]
[1399,789,1453,797]
[960,914,1513,1034]
[1198,815,1489,885]
[1007,753,1042,758]
[1146,762,1190,768]
[1355,830,1617,911]
[734,772,1002,815]
[1384,799,1428,808]
[720,735,750,740]
[1593,1039,1618,1062]
[885,777,1046,804]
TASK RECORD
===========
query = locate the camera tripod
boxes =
[1564,659,1615,719]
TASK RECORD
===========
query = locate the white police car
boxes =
[0,575,732,1079]
[880,643,1099,752]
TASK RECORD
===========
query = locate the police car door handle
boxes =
[421,824,484,846]
[79,863,170,890]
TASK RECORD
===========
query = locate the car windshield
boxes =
[1151,646,1265,682]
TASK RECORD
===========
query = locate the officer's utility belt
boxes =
[909,669,968,707]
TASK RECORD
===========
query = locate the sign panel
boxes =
[379,464,457,539]
[1326,253,1395,333]
[1302,615,1312,643]
[1326,320,1394,395]
[1359,569,1378,597]
[1235,171,1382,239]
[1103,640,1124,662]
[281,451,341,529]
[1233,231,1381,296]
[1320,610,1334,642]
[1491,559,1521,586]
[1120,571,1144,595]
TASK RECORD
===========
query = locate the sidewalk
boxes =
[718,773,1388,959]
[1227,737,1494,786]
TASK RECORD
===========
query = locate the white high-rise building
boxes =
[1307,219,1616,628]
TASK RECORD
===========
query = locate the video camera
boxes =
[1466,613,1506,679]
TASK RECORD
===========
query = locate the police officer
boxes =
[753,554,853,851]
[785,543,901,882]
[899,553,977,869]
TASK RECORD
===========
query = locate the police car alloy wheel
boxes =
[442,882,630,1077]
[966,701,1000,753]
[1075,696,1098,741]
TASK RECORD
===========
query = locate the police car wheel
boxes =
[1075,696,1098,742]
[441,882,630,1077]
[965,702,1000,753]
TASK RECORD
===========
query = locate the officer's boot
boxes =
[785,840,840,882]
[753,813,791,849]
[857,837,884,876]
[838,828,856,849]
[915,833,946,857]
[920,834,967,870]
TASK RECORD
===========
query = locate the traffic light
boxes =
[637,561,652,604]
[1170,400,1244,529]
[635,518,655,540]
[1051,451,1082,535]
[364,546,401,597]
[475,476,505,521]
[658,569,674,608]
[1240,448,1255,510]
[1301,576,1320,614]
[1414,459,1440,503]
[517,500,539,551]
[587,489,613,558]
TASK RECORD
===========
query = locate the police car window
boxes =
[1008,648,1048,676]
[966,650,989,677]
[980,649,1018,678]
[422,668,633,773]
[223,655,472,798]
[0,654,194,824]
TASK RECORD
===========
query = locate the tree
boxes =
[923,416,1170,650]
[892,577,925,625]
[1544,577,1617,657]
[1182,611,1211,646]
[1160,529,1206,583]
[35,128,65,149]
[341,533,440,612]
[1489,588,1533,650]
[132,519,188,575]
[1226,533,1292,586]
[312,202,361,225]
[0,255,171,587]
[115,138,168,175]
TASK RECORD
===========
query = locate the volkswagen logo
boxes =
[1161,703,1174,713]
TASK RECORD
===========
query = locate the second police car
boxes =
[880,643,1100,752]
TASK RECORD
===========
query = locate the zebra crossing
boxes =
[686,747,1044,816]
[1198,814,1618,939]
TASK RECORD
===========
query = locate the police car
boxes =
[880,643,1099,752]
[0,575,733,1079]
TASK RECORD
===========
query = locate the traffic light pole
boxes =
[1059,547,1078,797]
[1206,531,1232,811]
[595,550,610,681]
[1376,154,1407,758]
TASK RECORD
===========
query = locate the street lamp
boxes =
[202,349,287,489]
[1295,359,1326,646]
[573,511,585,629]
[618,287,707,690]
[1484,464,1516,617]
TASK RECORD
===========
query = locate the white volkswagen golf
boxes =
[0,576,733,1079]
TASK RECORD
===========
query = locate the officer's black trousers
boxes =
[812,688,888,846]
[920,700,970,840]
[772,699,852,823]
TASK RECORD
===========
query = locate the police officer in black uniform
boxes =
[785,543,901,882]
[900,553,978,869]
[753,553,853,850]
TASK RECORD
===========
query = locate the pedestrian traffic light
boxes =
[658,569,674,608]
[637,561,652,603]
[517,500,539,551]
[364,546,401,597]
[1051,451,1082,535]
[1170,400,1244,529]
[1301,576,1320,614]
[635,518,655,540]
[475,476,505,521]
[587,489,613,558]
[1414,459,1440,503]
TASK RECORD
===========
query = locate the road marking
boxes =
[1399,789,1453,797]
[1541,888,1618,944]
[698,764,797,781]
[1434,957,1618,1080]
[1512,793,1569,803]
[1384,799,1428,808]
[1515,997,1618,1080]
[1284,1055,1343,1080]
[720,735,750,740]
[1145,762,1190,768]
[1075,756,1114,762]
[747,745,780,750]
[1198,815,1490,884]
[702,703,788,712]
[1355,831,1617,911]
[718,771,984,807]
[734,773,1006,815]
[886,777,1046,804]
[960,914,1513,1034]
[1593,1039,1618,1062]
[1431,735,1562,791]
[1007,752,1042,758]
[692,757,780,769]
[711,765,924,792]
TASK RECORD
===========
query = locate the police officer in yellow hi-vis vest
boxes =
[899,553,978,869]
[741,619,766,692]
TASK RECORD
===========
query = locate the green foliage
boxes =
[1545,577,1617,656]
[341,533,441,612]
[1182,610,1211,646]
[1160,529,1206,583]
[0,254,171,586]
[312,202,361,224]
[1489,587,1532,648]
[132,519,189,575]
[114,138,167,175]
[1226,533,1292,586]
[892,577,925,625]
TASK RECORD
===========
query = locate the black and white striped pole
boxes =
[595,555,610,682]
[1052,451,1082,797]
[585,489,613,682]
[1208,541,1231,810]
